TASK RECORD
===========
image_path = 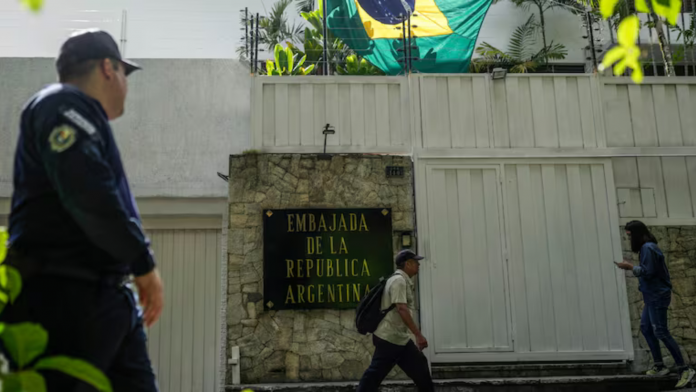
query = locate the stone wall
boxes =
[226,154,415,384]
[622,226,696,372]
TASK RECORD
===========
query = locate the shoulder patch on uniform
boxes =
[61,108,96,135]
[49,125,77,152]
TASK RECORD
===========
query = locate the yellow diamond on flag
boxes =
[382,209,389,216]
[266,211,273,217]
[267,301,274,309]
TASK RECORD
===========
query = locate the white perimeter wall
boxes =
[0,58,251,199]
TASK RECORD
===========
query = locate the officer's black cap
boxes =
[56,29,141,77]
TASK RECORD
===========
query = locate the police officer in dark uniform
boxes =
[2,29,163,391]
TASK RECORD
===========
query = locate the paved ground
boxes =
[226,375,679,392]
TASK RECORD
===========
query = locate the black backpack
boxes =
[355,273,399,335]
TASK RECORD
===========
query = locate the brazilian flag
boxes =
[326,0,492,74]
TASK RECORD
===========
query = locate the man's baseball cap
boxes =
[56,29,141,76]
[395,249,424,266]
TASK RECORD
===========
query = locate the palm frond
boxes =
[548,0,585,13]
[296,0,315,12]
[258,0,304,49]
[475,42,515,61]
[510,0,535,12]
[269,0,294,22]
[508,14,538,61]
[472,42,517,71]
[530,41,568,64]
[472,14,568,74]
[511,60,539,73]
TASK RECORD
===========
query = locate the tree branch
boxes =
[646,3,676,76]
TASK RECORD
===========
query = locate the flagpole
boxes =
[322,0,329,75]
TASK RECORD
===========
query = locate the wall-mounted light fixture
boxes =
[401,231,412,248]
[318,123,336,160]
[491,67,508,80]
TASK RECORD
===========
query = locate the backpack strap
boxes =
[380,272,402,315]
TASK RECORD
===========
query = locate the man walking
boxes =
[357,250,434,392]
[616,220,695,389]
[2,30,163,391]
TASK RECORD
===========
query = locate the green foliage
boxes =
[20,0,43,12]
[290,8,381,75]
[670,17,695,62]
[245,0,382,75]
[1,323,48,369]
[0,227,113,392]
[0,229,7,263]
[257,0,304,52]
[296,0,315,13]
[472,15,567,73]
[299,8,355,73]
[287,28,324,68]
[266,44,315,75]
[337,54,384,75]
[3,371,46,392]
[35,357,112,392]
[597,0,685,81]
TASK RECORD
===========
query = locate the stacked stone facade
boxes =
[226,154,415,383]
[226,152,696,383]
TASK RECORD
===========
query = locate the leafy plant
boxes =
[670,16,695,64]
[472,15,567,73]
[266,44,315,75]
[0,227,112,392]
[258,0,304,51]
[596,0,684,80]
[299,6,355,74]
[336,54,384,75]
[287,28,324,70]
[296,0,315,13]
[20,0,43,12]
[509,0,569,49]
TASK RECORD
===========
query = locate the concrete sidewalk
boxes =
[226,374,678,392]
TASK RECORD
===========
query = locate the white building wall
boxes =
[0,58,251,199]
[0,0,273,59]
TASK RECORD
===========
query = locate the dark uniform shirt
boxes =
[8,84,155,279]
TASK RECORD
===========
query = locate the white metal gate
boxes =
[145,229,223,392]
[424,166,512,353]
[417,159,633,363]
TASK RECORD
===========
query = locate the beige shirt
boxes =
[373,269,415,346]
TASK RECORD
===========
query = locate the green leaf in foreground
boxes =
[1,323,48,368]
[0,227,7,264]
[35,356,113,392]
[2,370,47,392]
[7,266,22,303]
[21,0,44,13]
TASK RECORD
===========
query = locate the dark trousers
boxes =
[640,299,686,370]
[357,335,434,392]
[0,275,158,392]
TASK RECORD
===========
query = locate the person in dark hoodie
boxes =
[616,221,694,389]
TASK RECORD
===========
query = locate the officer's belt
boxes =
[5,248,126,286]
